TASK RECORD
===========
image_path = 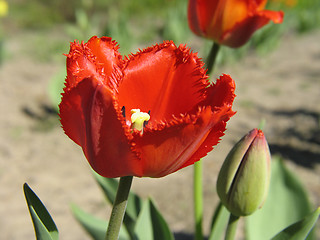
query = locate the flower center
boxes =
[130,109,150,132]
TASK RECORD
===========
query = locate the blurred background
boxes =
[1,0,319,239]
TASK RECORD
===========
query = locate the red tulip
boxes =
[188,0,284,48]
[59,36,236,178]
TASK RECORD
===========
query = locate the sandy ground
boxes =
[0,29,319,239]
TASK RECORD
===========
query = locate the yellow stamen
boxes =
[130,109,150,132]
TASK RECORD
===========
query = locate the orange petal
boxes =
[221,9,284,48]
[59,77,140,178]
[188,0,284,48]
[188,0,220,38]
[117,41,209,125]
[65,36,123,90]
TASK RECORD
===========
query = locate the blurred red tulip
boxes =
[188,0,284,48]
[59,36,236,178]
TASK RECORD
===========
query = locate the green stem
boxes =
[105,176,133,240]
[193,41,221,240]
[206,42,221,76]
[225,214,240,240]
[194,161,203,240]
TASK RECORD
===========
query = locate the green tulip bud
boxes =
[217,128,271,216]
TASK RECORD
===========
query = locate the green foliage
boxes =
[23,177,173,240]
[246,157,314,240]
[71,173,173,240]
[71,204,130,240]
[9,0,71,28]
[72,193,174,240]
[161,0,191,45]
[70,204,108,240]
[271,207,320,240]
[268,0,320,33]
[23,183,59,240]
[0,39,3,65]
[208,202,230,240]
[93,173,142,238]
[102,9,133,55]
[134,199,174,240]
[250,22,286,55]
[48,68,66,112]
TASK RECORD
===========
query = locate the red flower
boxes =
[188,0,284,48]
[59,36,236,178]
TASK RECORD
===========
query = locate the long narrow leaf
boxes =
[271,207,320,240]
[208,202,230,240]
[23,183,59,240]
[93,172,142,238]
[135,198,174,240]
[93,172,142,221]
[93,172,118,204]
[246,157,313,240]
[134,200,155,240]
[149,198,174,240]
[71,204,130,240]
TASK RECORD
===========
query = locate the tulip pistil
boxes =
[130,109,150,133]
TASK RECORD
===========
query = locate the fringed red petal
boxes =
[132,107,211,177]
[130,74,235,177]
[133,103,234,177]
[88,82,141,177]
[201,74,236,108]
[60,77,140,178]
[178,75,236,169]
[60,77,98,147]
[65,36,123,90]
[117,41,209,125]
[178,106,235,171]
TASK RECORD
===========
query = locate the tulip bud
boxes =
[216,128,271,216]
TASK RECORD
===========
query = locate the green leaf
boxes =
[135,198,174,240]
[93,172,142,221]
[208,202,230,240]
[71,204,130,240]
[93,173,118,204]
[23,183,59,240]
[48,69,65,112]
[134,200,156,240]
[246,157,313,240]
[93,172,142,238]
[271,207,320,240]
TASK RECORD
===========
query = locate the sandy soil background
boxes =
[1,28,319,239]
